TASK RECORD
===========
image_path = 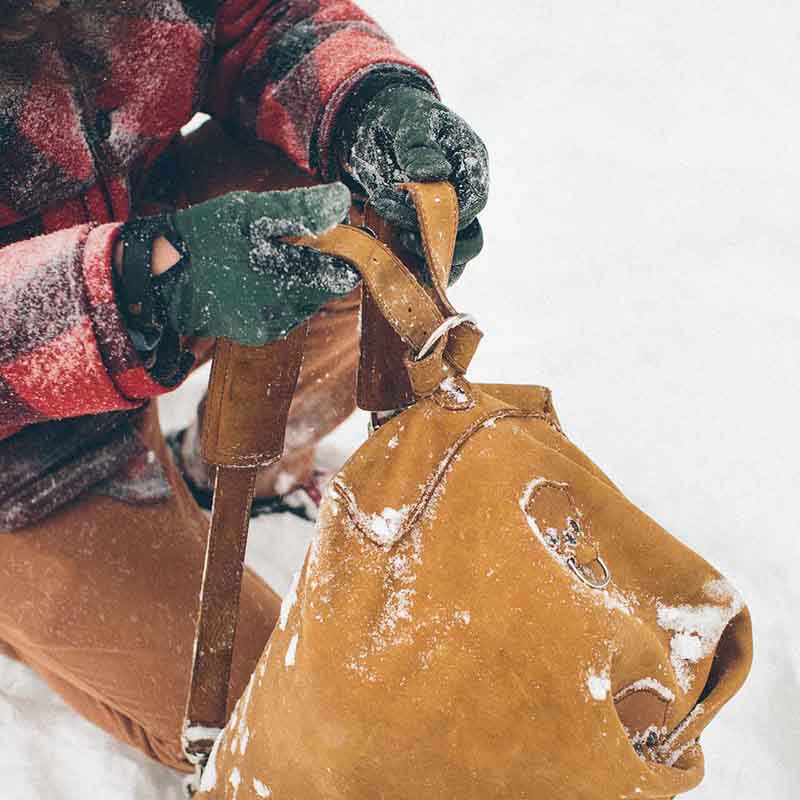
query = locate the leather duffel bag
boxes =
[193,182,752,800]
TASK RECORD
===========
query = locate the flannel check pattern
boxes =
[0,0,433,441]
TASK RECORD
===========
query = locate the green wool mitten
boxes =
[339,84,489,283]
[160,184,359,346]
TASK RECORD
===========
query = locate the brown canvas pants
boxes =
[0,122,359,772]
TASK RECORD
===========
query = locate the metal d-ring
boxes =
[414,313,478,362]
[567,555,612,590]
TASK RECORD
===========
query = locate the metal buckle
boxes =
[414,313,477,362]
[567,555,611,589]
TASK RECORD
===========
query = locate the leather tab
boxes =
[201,326,308,468]
[444,321,482,374]
[400,182,458,307]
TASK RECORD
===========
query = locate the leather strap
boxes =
[297,225,446,351]
[201,330,307,468]
[357,203,417,410]
[295,181,482,410]
[399,182,458,312]
[183,325,307,764]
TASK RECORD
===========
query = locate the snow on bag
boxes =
[194,183,752,799]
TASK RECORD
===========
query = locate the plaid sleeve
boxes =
[0,224,181,435]
[207,0,437,177]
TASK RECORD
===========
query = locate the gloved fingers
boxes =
[398,217,484,286]
[437,115,490,230]
[393,109,453,181]
[291,248,362,304]
[250,238,360,303]
[246,183,351,239]
[396,144,453,181]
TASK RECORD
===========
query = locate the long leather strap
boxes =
[182,326,307,764]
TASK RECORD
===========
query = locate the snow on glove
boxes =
[340,84,489,284]
[160,184,359,346]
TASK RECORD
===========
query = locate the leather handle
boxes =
[296,182,481,410]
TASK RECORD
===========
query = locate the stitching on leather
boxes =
[201,343,232,460]
[361,235,444,347]
[613,684,675,706]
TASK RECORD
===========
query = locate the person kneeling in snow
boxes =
[0,0,488,775]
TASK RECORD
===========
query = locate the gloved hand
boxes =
[159,184,359,346]
[339,84,489,284]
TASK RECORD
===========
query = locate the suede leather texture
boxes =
[195,382,752,800]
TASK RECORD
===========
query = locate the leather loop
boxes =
[404,337,449,398]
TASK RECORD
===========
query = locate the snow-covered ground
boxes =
[2,1,798,797]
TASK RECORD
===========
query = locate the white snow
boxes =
[365,505,411,546]
[1,1,798,798]
[284,634,299,668]
[228,767,241,796]
[437,376,470,404]
[586,668,611,702]
[197,727,224,793]
[656,585,744,693]
[279,569,301,631]
[182,723,223,745]
[252,777,271,797]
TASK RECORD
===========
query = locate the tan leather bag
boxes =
[194,183,752,800]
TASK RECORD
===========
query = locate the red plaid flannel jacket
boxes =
[0,0,433,441]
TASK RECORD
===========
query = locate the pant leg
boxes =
[171,121,361,497]
[0,403,280,772]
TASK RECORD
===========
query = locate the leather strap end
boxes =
[201,325,308,468]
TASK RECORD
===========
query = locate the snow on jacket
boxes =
[0,0,433,442]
